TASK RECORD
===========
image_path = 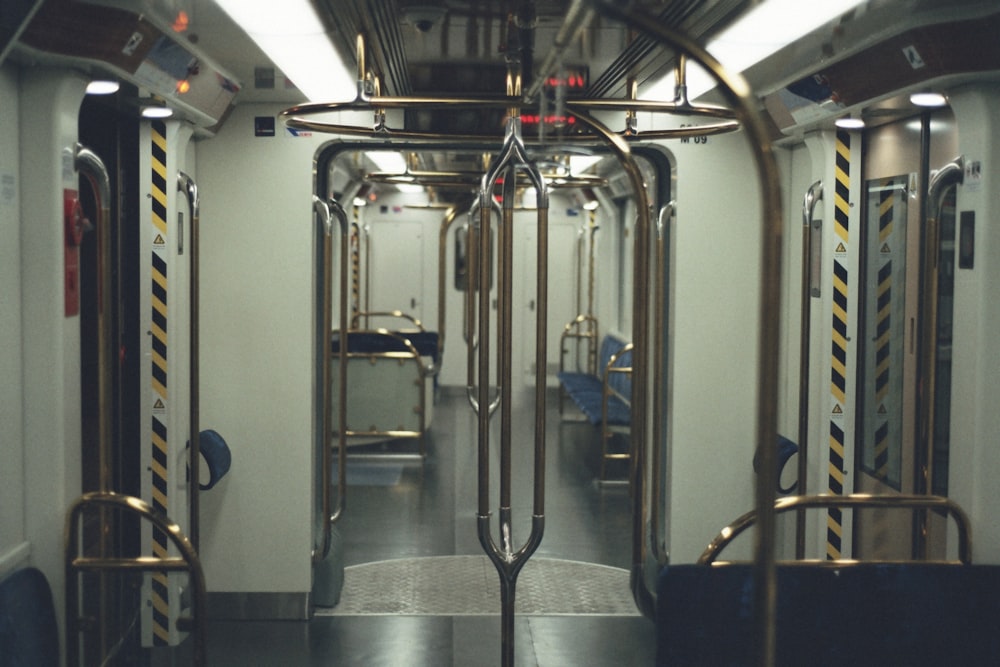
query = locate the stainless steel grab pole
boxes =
[74,144,113,495]
[330,200,350,525]
[797,180,822,559]
[475,114,549,667]
[178,171,200,550]
[74,142,114,664]
[916,158,964,557]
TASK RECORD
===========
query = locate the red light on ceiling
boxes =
[176,79,191,94]
[520,114,576,126]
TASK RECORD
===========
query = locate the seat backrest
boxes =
[0,567,59,667]
[599,335,631,400]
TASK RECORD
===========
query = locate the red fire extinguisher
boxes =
[64,188,87,317]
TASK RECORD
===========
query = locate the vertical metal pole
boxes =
[475,113,549,667]
[178,172,201,550]
[916,156,964,558]
[797,181,822,559]
[75,144,113,664]
[75,145,113,495]
[312,197,333,561]
[332,201,350,525]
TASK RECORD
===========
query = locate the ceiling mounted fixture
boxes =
[910,91,948,107]
[141,105,174,119]
[214,0,354,102]
[835,116,865,129]
[86,80,120,95]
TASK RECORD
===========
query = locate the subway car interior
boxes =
[4,0,1000,665]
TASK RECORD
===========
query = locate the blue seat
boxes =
[0,567,59,667]
[558,334,632,480]
[557,334,631,426]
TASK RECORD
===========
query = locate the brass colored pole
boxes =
[75,144,113,664]
[75,145,113,495]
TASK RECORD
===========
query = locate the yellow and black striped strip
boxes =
[828,129,851,560]
[873,184,894,480]
[834,132,851,243]
[150,119,170,645]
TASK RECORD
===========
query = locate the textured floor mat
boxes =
[316,556,640,616]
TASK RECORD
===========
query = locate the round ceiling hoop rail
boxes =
[364,169,608,190]
[279,32,739,142]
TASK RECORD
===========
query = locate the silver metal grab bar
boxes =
[72,143,115,663]
[915,157,964,557]
[465,197,501,417]
[475,112,550,667]
[796,180,822,558]
[178,171,201,550]
[74,144,113,496]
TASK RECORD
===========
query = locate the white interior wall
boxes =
[947,85,1000,564]
[196,104,328,597]
[658,128,767,562]
[18,66,88,643]
[772,141,817,555]
[0,64,27,578]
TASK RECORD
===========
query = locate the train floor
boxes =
[205,386,656,666]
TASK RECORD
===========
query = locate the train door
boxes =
[366,219,425,323]
[854,109,958,559]
[517,209,579,385]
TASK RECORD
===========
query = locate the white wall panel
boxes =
[0,64,26,578]
[196,104,327,597]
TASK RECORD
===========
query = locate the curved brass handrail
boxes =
[584,3,784,661]
[914,157,965,557]
[699,494,973,566]
[65,492,207,666]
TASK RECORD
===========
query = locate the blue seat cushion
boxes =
[655,563,1000,667]
[332,331,440,365]
[0,567,59,667]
